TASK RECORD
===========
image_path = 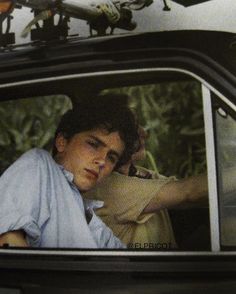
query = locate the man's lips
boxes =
[85,168,99,179]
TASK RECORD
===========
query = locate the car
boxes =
[0,2,236,294]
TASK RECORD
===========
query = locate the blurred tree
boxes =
[104,80,206,178]
[0,95,71,174]
[0,80,206,179]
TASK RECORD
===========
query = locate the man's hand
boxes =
[0,230,28,247]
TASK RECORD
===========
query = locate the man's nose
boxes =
[94,154,106,169]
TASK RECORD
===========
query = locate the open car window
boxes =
[102,79,210,251]
[0,73,211,251]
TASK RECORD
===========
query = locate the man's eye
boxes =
[108,155,117,164]
[87,141,99,148]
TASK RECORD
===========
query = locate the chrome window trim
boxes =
[202,84,220,252]
[0,68,235,112]
[1,249,236,256]
[0,67,235,256]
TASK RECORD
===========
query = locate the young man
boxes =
[84,126,208,249]
[0,96,139,248]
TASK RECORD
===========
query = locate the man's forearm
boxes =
[185,173,208,203]
[143,173,208,213]
[0,230,28,247]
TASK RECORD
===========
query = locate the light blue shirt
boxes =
[0,148,125,248]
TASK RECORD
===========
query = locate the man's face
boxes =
[55,128,124,192]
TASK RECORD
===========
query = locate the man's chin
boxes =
[76,181,97,193]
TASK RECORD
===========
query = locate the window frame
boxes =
[0,66,235,256]
[202,85,220,252]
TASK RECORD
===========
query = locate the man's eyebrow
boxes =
[89,135,122,159]
[89,135,106,146]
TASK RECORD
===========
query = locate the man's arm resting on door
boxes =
[143,174,208,213]
[0,230,28,247]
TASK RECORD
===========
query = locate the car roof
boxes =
[1,30,235,72]
[0,30,236,105]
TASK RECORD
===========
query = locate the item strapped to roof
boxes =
[118,0,153,10]
[96,1,120,24]
[19,0,153,38]
[0,0,154,44]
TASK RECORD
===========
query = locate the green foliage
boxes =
[105,81,206,178]
[0,95,71,173]
[0,81,206,179]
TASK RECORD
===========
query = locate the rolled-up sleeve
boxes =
[0,149,50,246]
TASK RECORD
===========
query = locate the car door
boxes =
[0,31,236,292]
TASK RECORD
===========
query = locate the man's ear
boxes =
[55,133,67,153]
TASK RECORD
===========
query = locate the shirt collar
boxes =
[84,199,104,211]
[58,164,104,208]
[58,164,74,183]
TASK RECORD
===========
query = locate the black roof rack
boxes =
[0,11,15,47]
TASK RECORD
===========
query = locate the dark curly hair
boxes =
[52,93,139,168]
